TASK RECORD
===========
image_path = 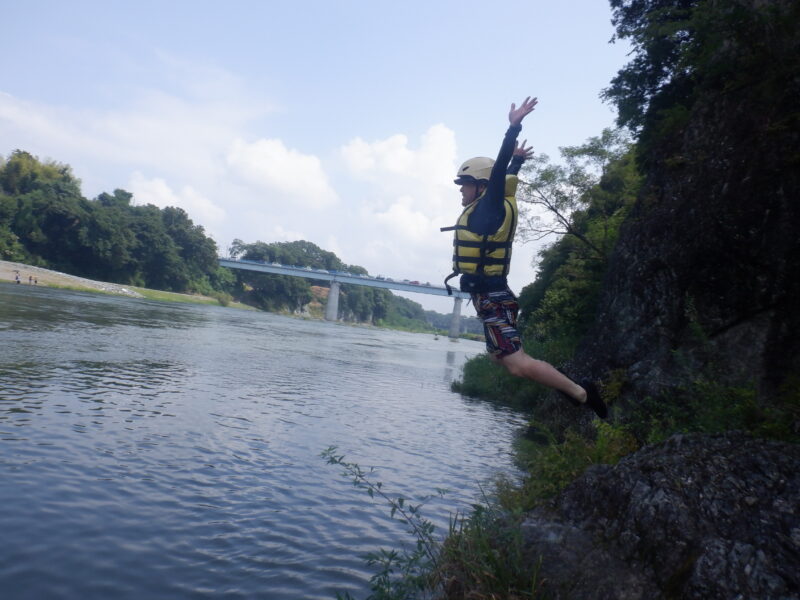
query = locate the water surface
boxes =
[0,283,527,599]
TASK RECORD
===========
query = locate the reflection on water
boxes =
[444,350,457,382]
[0,282,526,599]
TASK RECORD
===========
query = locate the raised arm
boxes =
[488,97,538,190]
[469,97,538,233]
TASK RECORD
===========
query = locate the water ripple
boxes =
[0,284,527,599]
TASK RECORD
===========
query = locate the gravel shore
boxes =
[0,260,144,297]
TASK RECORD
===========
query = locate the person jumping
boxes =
[442,96,607,418]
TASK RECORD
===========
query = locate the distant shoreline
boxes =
[0,260,480,338]
[0,260,240,308]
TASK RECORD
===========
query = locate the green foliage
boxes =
[0,193,27,260]
[603,0,800,162]
[603,0,698,134]
[523,256,599,353]
[0,150,82,197]
[516,128,637,252]
[516,133,640,351]
[0,150,228,295]
[423,310,484,337]
[625,376,800,446]
[232,238,345,271]
[231,238,401,322]
[498,422,639,511]
[342,285,391,323]
[378,294,435,332]
[436,503,541,600]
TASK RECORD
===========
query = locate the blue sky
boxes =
[1,1,630,312]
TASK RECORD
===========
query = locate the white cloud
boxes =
[329,124,465,287]
[341,124,457,189]
[374,196,435,242]
[269,224,308,242]
[341,133,414,176]
[226,138,339,209]
[128,172,226,227]
[0,89,261,186]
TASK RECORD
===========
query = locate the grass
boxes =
[28,279,255,310]
[451,354,550,411]
[496,421,639,512]
[434,501,542,599]
[130,286,253,309]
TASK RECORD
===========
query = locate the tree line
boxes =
[0,150,231,295]
[0,151,447,330]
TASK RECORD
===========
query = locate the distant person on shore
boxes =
[441,96,607,418]
[28,275,32,284]
[15,273,20,284]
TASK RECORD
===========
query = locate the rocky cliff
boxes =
[519,5,800,597]
[575,0,800,407]
[520,432,800,599]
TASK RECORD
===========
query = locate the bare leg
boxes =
[496,349,587,404]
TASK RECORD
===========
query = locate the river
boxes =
[0,282,528,599]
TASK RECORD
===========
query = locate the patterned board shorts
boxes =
[472,289,522,358]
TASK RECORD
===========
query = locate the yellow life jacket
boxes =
[441,175,518,292]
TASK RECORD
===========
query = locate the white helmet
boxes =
[454,157,494,184]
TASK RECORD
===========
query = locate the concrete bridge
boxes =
[218,258,470,338]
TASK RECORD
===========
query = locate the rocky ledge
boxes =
[521,432,800,599]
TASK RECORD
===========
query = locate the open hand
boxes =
[509,96,538,126]
[513,139,534,161]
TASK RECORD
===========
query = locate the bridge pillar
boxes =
[325,281,340,321]
[449,297,463,339]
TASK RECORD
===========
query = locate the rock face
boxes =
[520,433,800,599]
[574,0,800,403]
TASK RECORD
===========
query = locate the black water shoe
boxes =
[556,368,608,419]
[580,378,608,419]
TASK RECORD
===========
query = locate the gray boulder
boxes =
[521,433,800,599]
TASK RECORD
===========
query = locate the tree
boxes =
[603,0,800,162]
[0,150,81,197]
[161,206,218,287]
[515,137,642,361]
[516,128,638,262]
[0,193,26,260]
[127,204,187,290]
[602,0,698,134]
